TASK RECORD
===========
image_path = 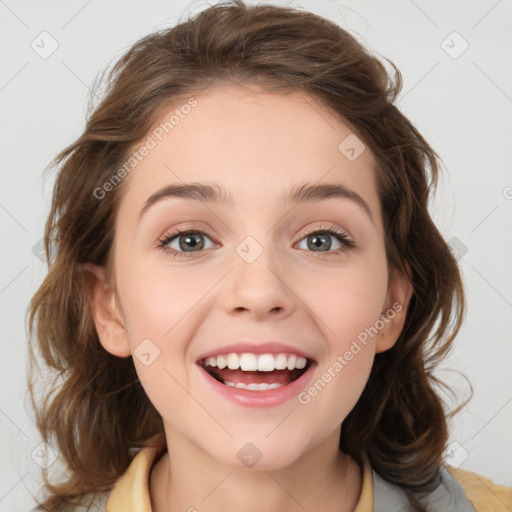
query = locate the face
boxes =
[87,83,410,470]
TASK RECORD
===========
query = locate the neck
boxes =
[149,428,362,512]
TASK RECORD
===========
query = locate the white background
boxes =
[1,0,511,510]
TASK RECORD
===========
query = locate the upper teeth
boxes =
[202,353,307,372]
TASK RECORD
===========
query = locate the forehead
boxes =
[116,83,380,223]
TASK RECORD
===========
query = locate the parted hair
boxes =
[27,1,467,510]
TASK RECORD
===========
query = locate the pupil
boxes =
[309,233,331,251]
[180,233,204,251]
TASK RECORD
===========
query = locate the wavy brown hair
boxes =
[27,1,468,510]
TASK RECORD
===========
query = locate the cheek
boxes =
[115,261,197,410]
[300,252,387,409]
[307,254,388,342]
[114,257,213,394]
[115,256,204,342]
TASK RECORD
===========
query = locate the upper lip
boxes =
[196,341,316,363]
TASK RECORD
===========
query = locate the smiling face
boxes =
[86,83,411,470]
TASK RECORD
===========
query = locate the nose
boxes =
[220,243,297,321]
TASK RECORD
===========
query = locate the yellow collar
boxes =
[105,437,512,512]
[106,440,373,511]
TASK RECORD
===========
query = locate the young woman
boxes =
[27,1,512,510]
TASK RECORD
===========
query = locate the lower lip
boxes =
[196,363,317,408]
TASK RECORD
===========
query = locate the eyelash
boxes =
[156,223,356,259]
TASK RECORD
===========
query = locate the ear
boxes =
[375,264,413,354]
[80,262,131,358]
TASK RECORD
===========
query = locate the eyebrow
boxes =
[138,181,374,224]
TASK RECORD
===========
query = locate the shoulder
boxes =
[446,465,512,512]
[369,458,511,512]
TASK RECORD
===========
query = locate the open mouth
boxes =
[197,357,314,390]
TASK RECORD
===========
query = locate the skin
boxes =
[84,83,412,512]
